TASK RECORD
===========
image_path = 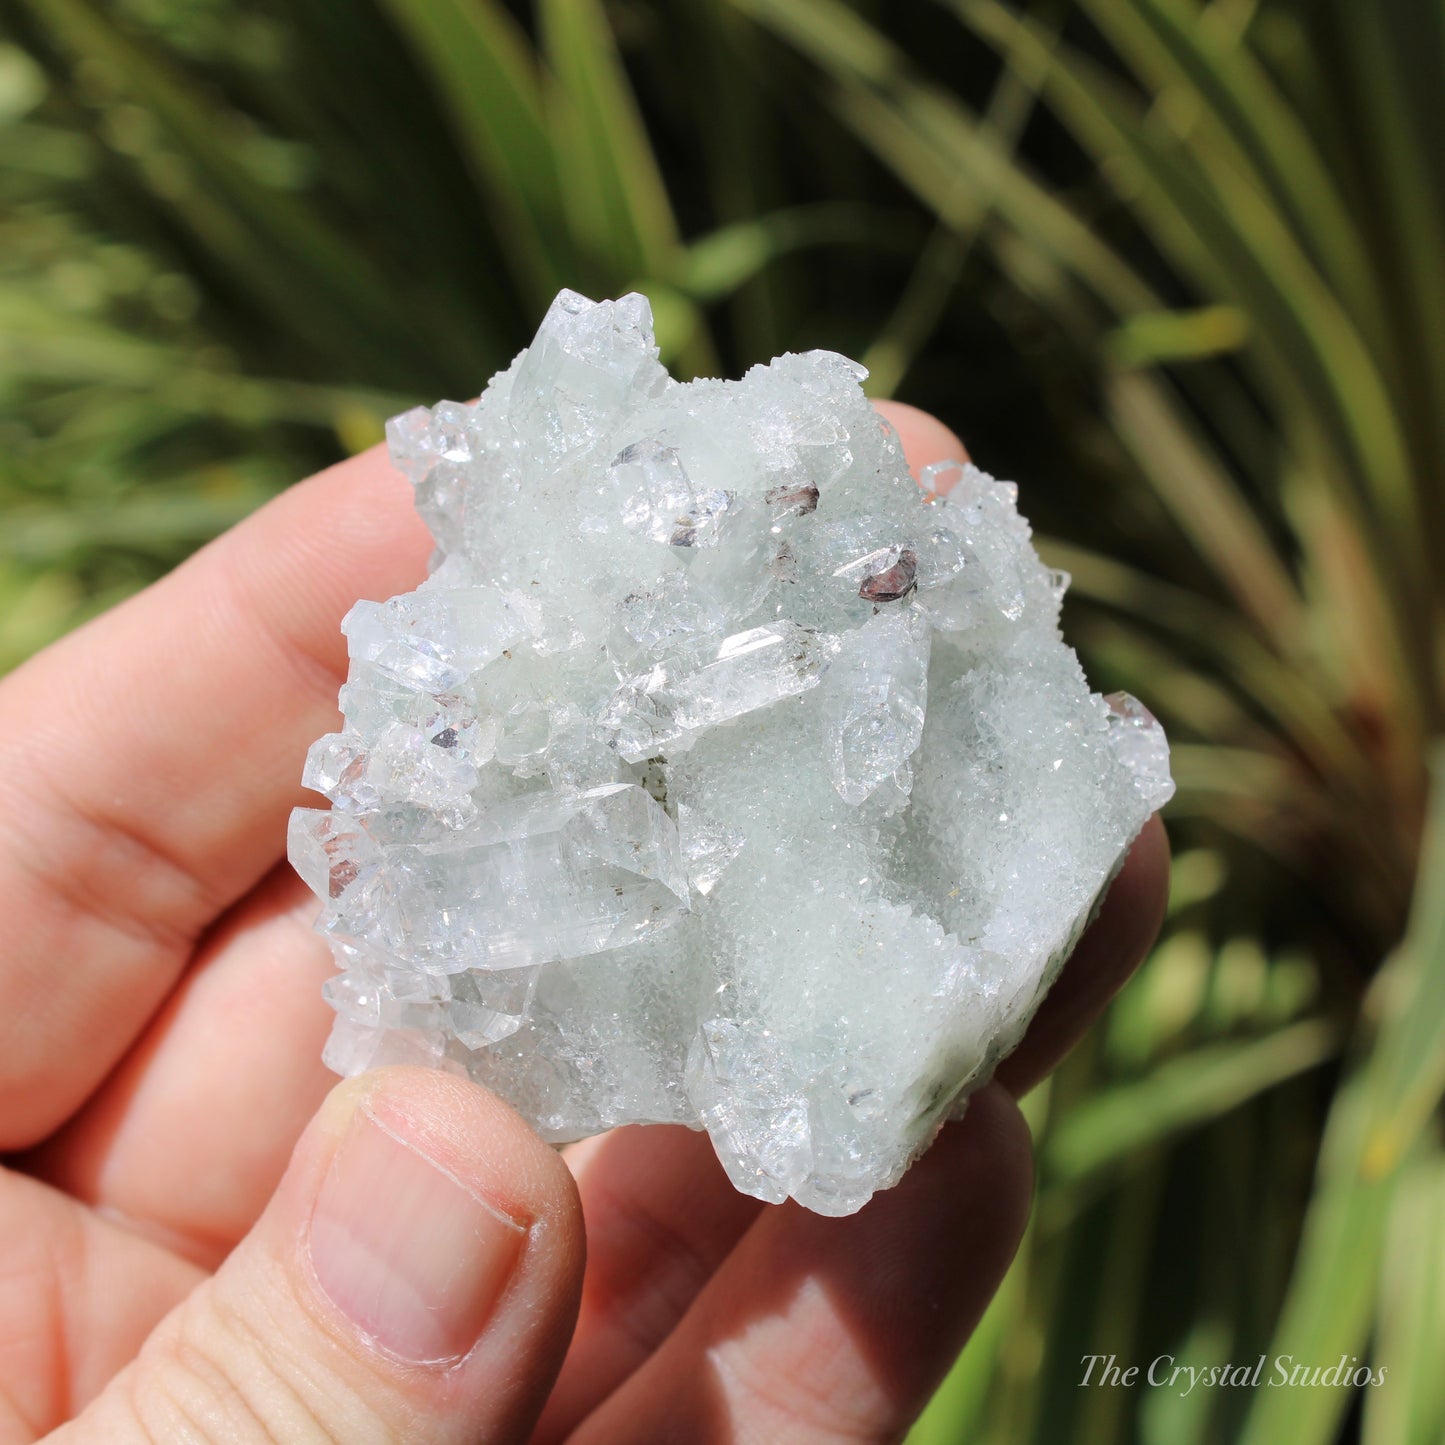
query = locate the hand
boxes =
[0,401,1168,1444]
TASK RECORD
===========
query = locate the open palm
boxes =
[0,402,1166,1444]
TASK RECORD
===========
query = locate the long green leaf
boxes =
[862,0,1061,396]
[538,0,679,278]
[537,0,715,368]
[377,0,570,308]
[1365,1148,1445,1445]
[1042,1019,1338,1187]
[1240,749,1445,1445]
[1104,369,1304,652]
[1334,0,1445,622]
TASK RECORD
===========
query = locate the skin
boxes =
[0,399,1168,1443]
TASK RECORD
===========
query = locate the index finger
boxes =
[0,443,430,1146]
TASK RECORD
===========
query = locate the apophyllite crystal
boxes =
[289,289,1173,1215]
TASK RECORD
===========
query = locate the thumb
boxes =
[62,1067,586,1444]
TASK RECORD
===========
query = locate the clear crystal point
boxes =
[601,620,835,762]
[821,606,930,804]
[1105,691,1176,812]
[329,783,689,974]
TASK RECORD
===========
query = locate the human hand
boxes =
[0,401,1167,1443]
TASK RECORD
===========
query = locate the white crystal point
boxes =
[611,438,734,548]
[323,782,689,975]
[512,289,667,453]
[342,586,541,692]
[820,605,930,804]
[1105,691,1176,813]
[290,289,1173,1215]
[601,620,835,762]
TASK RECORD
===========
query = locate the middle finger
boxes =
[21,864,337,1265]
[533,1125,765,1443]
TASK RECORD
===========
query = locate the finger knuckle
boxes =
[120,1284,381,1445]
[708,1338,886,1444]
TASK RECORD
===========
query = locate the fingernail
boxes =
[308,1107,527,1363]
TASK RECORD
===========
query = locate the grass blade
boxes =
[862,0,1063,396]
[1240,749,1445,1445]
[538,0,679,278]
[1042,1019,1338,1188]
[677,203,905,302]
[1077,0,1383,334]
[1364,1148,1445,1445]
[1104,369,1304,652]
[377,0,570,308]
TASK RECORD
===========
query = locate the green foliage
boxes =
[2,1,1441,1440]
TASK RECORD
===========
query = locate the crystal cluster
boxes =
[289,290,1173,1215]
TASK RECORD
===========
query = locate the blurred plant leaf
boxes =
[1365,1146,1445,1445]
[730,0,1162,316]
[538,0,677,277]
[1043,1017,1338,1188]
[377,0,569,309]
[678,203,906,302]
[1240,749,1445,1445]
[0,489,271,560]
[1102,369,1305,653]
[0,39,46,120]
[950,0,1431,713]
[537,0,718,371]
[1103,305,1249,368]
[1072,0,1382,332]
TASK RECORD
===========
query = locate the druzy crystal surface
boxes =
[289,290,1173,1215]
